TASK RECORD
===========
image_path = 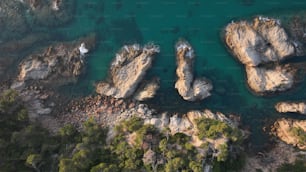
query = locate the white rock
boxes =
[79,43,89,55]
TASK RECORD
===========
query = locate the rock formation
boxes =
[225,16,299,94]
[133,77,160,101]
[144,109,237,136]
[16,34,95,86]
[271,118,306,150]
[275,102,306,115]
[96,43,160,99]
[174,39,213,101]
[246,65,296,93]
[225,17,295,67]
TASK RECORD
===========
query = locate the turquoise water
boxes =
[57,0,306,149]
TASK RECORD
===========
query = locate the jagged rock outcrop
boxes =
[133,77,160,101]
[16,34,95,86]
[275,102,306,115]
[225,16,299,94]
[174,40,213,101]
[96,43,160,99]
[271,118,306,150]
[246,65,296,93]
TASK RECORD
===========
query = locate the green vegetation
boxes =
[0,89,246,171]
[290,127,306,144]
[196,118,242,142]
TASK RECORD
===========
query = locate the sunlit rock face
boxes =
[174,39,213,101]
[224,16,301,94]
[96,43,160,99]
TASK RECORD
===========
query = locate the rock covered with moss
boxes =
[271,118,306,150]
[96,43,160,99]
[174,39,213,101]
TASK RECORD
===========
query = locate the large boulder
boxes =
[174,39,213,101]
[275,102,306,115]
[225,17,295,67]
[246,65,296,94]
[224,16,300,94]
[271,118,306,150]
[96,43,160,99]
[16,34,96,85]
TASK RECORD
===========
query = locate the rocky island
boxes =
[224,16,301,94]
[275,102,306,115]
[96,43,160,100]
[175,39,213,101]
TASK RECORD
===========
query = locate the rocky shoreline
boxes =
[1,2,306,170]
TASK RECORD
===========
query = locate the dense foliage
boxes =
[0,90,247,171]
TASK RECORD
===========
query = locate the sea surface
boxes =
[55,0,306,150]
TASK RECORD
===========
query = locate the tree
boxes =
[26,154,42,172]
[59,159,78,172]
[90,163,119,172]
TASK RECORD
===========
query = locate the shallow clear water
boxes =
[56,0,306,149]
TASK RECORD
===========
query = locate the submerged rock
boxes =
[25,0,75,27]
[271,118,306,150]
[133,77,160,101]
[0,0,29,41]
[246,65,296,94]
[17,34,95,85]
[96,43,160,99]
[275,102,306,115]
[174,39,213,101]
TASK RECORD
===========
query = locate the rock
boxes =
[275,102,306,115]
[245,65,296,94]
[224,16,301,94]
[133,77,160,101]
[225,16,295,67]
[271,118,306,150]
[174,39,213,101]
[17,34,96,85]
[144,109,238,136]
[96,43,160,99]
